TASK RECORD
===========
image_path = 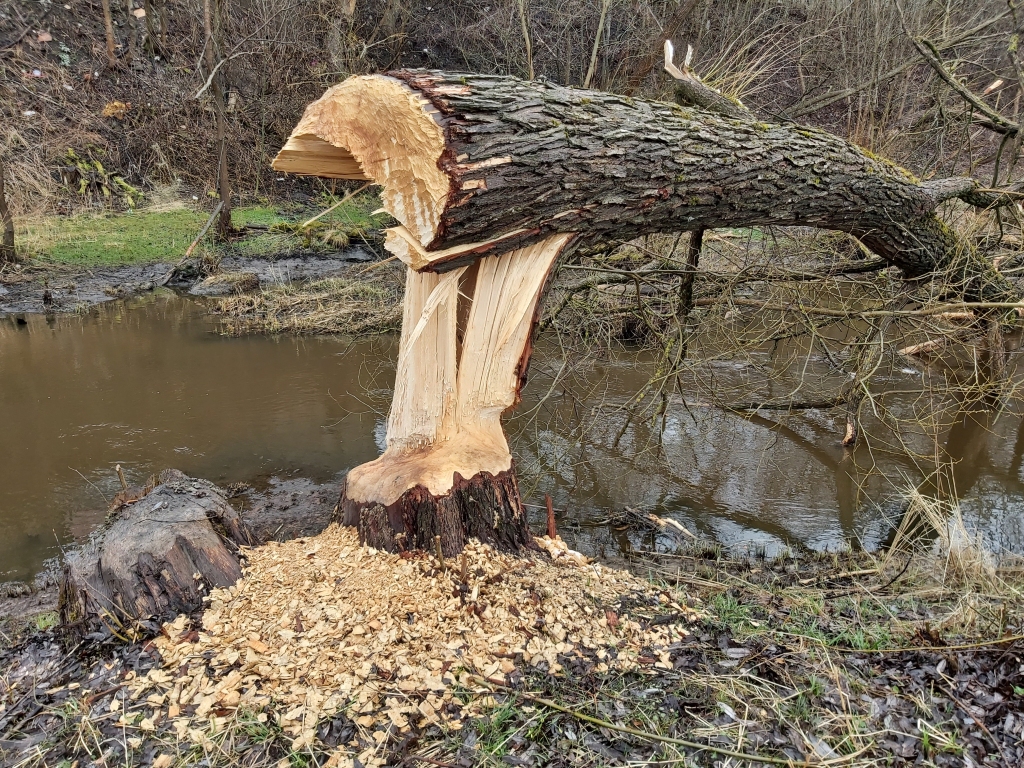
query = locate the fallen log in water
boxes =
[59,470,255,634]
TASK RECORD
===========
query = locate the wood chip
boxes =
[131,526,700,743]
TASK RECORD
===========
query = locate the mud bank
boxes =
[0,250,377,315]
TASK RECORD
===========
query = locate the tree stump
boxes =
[59,470,255,633]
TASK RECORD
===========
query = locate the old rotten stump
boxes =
[59,469,255,633]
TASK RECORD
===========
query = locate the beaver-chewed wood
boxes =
[274,68,1018,557]
[59,470,255,633]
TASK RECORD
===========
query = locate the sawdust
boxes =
[125,525,701,766]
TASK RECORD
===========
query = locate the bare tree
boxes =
[101,0,117,68]
[516,0,534,79]
[203,0,232,240]
[583,0,612,88]
[0,159,14,264]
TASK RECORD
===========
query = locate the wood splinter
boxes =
[433,535,446,571]
[545,494,557,539]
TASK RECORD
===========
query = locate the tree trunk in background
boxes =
[622,0,701,95]
[274,69,1019,556]
[123,0,136,64]
[142,0,159,55]
[101,0,117,68]
[0,160,15,263]
[204,0,232,240]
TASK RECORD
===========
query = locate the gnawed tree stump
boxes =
[274,68,1017,556]
[59,470,255,633]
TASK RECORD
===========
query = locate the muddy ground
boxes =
[0,250,376,315]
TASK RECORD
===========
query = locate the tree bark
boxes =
[59,470,254,633]
[203,0,231,240]
[274,69,1019,555]
[101,0,117,68]
[0,159,15,264]
[278,70,1012,302]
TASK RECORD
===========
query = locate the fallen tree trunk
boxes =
[273,69,1017,555]
[59,470,254,634]
[275,70,1013,299]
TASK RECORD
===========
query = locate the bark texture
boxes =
[340,468,533,556]
[381,70,1010,300]
[59,470,254,633]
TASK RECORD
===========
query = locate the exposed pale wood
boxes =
[384,224,530,271]
[346,233,571,508]
[274,76,449,244]
[273,134,367,179]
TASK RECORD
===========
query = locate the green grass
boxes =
[34,611,59,631]
[18,208,208,265]
[15,193,388,266]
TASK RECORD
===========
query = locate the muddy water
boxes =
[2,292,1024,581]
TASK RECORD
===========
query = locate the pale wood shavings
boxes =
[130,526,701,765]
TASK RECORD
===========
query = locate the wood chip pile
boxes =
[126,525,700,766]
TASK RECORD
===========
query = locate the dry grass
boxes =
[212,264,404,336]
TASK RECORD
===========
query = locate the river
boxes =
[2,290,1023,581]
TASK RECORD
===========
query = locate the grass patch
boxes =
[13,192,390,266]
[17,209,207,265]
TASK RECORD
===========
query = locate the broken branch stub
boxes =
[273,69,1016,555]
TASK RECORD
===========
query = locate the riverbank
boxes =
[2,482,1022,767]
[0,191,391,314]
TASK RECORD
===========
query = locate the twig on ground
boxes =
[468,674,862,765]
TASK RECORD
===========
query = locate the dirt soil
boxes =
[0,251,377,314]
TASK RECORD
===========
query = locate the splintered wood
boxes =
[128,528,700,764]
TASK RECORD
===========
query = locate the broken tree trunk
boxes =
[274,69,1016,555]
[59,470,254,633]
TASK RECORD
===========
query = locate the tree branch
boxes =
[912,36,1021,136]
[663,40,753,120]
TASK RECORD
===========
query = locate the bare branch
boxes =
[911,36,1021,136]
[663,39,753,120]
